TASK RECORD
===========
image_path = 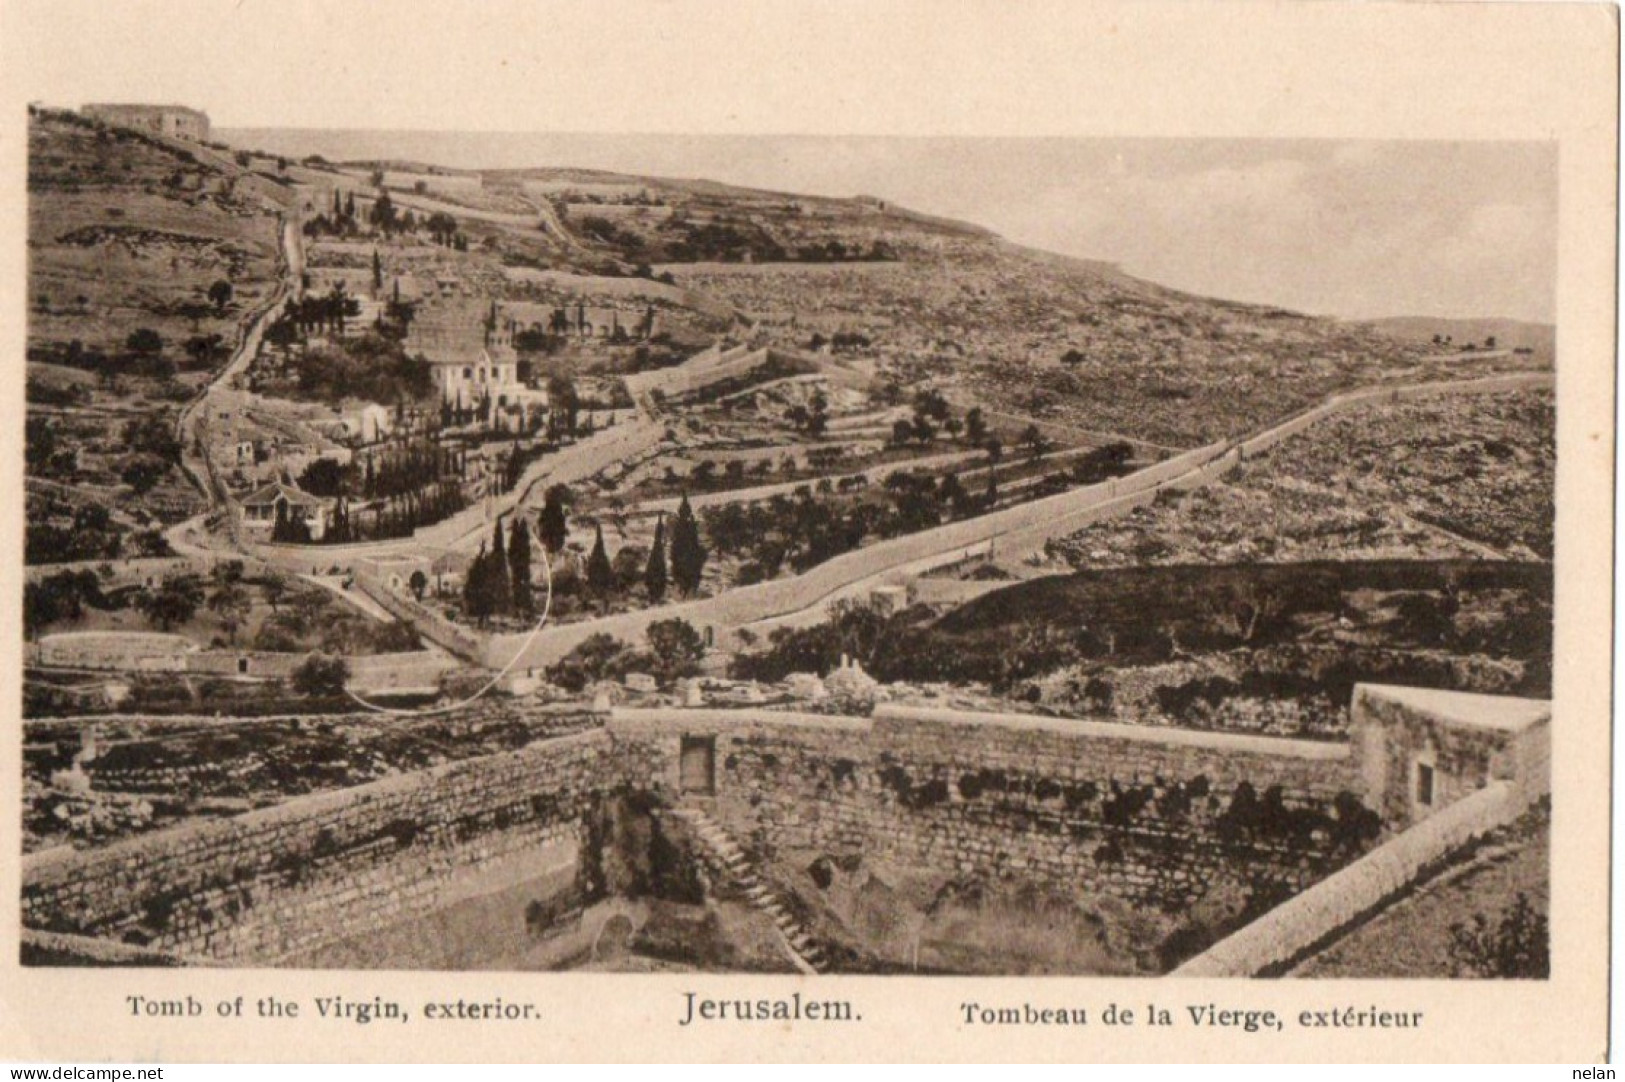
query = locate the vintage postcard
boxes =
[0,0,1616,1064]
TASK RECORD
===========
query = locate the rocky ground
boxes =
[1044,388,1554,570]
[22,703,600,853]
[1294,801,1549,978]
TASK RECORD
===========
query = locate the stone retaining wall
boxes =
[1170,680,1553,977]
[608,705,1365,913]
[24,685,1547,969]
[352,571,489,664]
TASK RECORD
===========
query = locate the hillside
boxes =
[199,137,1560,450]
[475,167,1530,448]
[26,117,1556,576]
[25,108,288,564]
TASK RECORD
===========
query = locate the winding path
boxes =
[167,209,305,560]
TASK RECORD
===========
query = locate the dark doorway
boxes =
[1416,762,1435,808]
[680,736,716,795]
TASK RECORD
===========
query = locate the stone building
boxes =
[1350,683,1550,832]
[404,304,548,413]
[81,103,210,142]
[237,480,334,541]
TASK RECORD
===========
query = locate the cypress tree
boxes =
[463,542,492,626]
[643,512,668,602]
[586,524,615,604]
[508,516,534,616]
[504,438,523,492]
[670,494,706,596]
[539,488,569,553]
[489,520,512,614]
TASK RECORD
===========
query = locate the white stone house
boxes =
[238,481,334,541]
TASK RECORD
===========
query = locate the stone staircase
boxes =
[667,806,829,974]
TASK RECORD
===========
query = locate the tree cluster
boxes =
[23,569,112,639]
[701,470,986,585]
[25,504,134,565]
[462,517,536,625]
[543,617,706,692]
[291,652,351,697]
[285,332,435,405]
[136,575,205,631]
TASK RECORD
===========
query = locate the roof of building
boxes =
[404,300,516,366]
[1356,683,1551,733]
[239,481,331,510]
[83,103,209,118]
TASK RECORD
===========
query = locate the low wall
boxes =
[352,571,489,665]
[20,929,195,967]
[28,635,456,692]
[344,651,462,692]
[22,731,617,963]
[189,649,458,691]
[609,704,1365,913]
[248,424,666,573]
[1170,680,1553,977]
[1172,782,1531,977]
[30,632,197,672]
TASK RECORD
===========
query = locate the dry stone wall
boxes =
[22,730,617,963]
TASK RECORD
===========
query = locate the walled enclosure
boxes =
[26,635,456,693]
[22,687,1546,969]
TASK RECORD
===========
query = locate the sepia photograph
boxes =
[0,0,1615,1065]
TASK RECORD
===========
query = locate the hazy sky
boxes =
[10,0,1561,323]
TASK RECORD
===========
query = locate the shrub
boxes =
[1449,893,1549,978]
[291,653,350,698]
